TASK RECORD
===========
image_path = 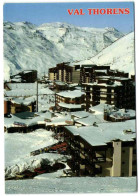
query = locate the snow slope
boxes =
[5,129,66,178]
[4,21,124,81]
[72,32,135,76]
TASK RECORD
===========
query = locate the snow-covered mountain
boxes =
[72,32,135,76]
[4,21,124,81]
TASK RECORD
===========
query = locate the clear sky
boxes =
[3,2,134,33]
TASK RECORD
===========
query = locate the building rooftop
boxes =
[109,109,135,119]
[4,111,52,128]
[10,96,36,106]
[58,102,82,109]
[89,103,106,115]
[71,111,89,119]
[5,83,54,97]
[65,120,136,147]
[4,111,73,128]
[83,81,122,87]
[96,76,131,81]
[56,90,85,98]
[75,114,106,126]
[54,81,68,86]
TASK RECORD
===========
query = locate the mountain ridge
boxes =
[70,32,134,76]
[4,21,130,81]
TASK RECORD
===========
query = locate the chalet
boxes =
[64,120,136,177]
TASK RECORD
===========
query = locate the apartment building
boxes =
[49,62,130,84]
[49,63,109,84]
[80,65,110,83]
[64,120,136,177]
[56,90,85,112]
[49,62,72,82]
[82,77,135,111]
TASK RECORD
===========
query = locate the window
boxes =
[132,160,136,165]
[133,149,136,154]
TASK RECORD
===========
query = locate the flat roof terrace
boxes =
[65,120,136,147]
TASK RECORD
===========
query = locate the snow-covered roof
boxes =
[5,83,54,97]
[46,113,73,126]
[83,81,122,87]
[69,60,96,67]
[68,83,78,87]
[75,114,106,126]
[56,90,85,98]
[4,111,52,128]
[95,70,107,73]
[109,109,135,119]
[96,75,131,81]
[4,111,72,128]
[89,103,106,115]
[14,75,21,79]
[5,89,35,97]
[22,70,34,74]
[11,78,22,82]
[71,111,89,118]
[6,83,36,90]
[54,81,67,86]
[65,120,136,146]
[34,111,52,119]
[58,102,81,109]
[10,96,36,106]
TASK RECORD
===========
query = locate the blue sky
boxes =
[3,2,134,33]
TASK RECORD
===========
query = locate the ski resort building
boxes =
[49,62,72,82]
[56,90,85,112]
[4,110,74,133]
[10,70,37,83]
[4,98,36,115]
[49,62,109,83]
[82,77,135,111]
[52,81,77,92]
[64,120,136,177]
[49,62,130,84]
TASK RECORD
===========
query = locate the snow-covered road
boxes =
[5,176,137,194]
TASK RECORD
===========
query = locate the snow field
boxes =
[5,129,67,178]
